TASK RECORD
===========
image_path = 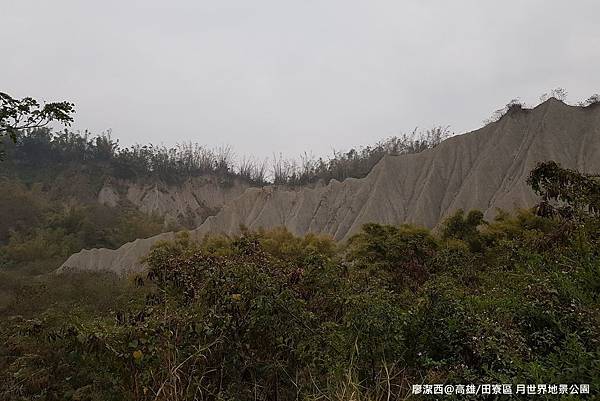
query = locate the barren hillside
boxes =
[58,99,600,274]
[97,176,250,227]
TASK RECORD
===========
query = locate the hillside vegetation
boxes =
[1,162,599,400]
[0,126,450,276]
[1,126,449,188]
[57,96,600,277]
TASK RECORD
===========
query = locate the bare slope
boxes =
[58,99,600,274]
[97,175,249,227]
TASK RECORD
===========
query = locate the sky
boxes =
[2,0,599,160]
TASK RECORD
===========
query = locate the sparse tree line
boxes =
[0,91,451,186]
[0,126,451,186]
[271,125,451,185]
[3,89,598,188]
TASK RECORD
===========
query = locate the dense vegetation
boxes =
[0,162,598,400]
[0,129,251,186]
[0,178,165,272]
[0,176,166,330]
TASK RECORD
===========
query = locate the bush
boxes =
[347,223,437,292]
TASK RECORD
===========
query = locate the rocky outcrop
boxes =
[58,99,600,274]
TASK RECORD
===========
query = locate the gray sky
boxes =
[2,0,599,160]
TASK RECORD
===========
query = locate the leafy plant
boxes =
[0,92,74,160]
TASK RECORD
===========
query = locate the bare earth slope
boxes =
[97,175,250,227]
[58,99,600,274]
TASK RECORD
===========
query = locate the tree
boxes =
[527,161,600,220]
[0,92,75,159]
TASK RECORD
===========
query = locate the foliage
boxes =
[528,161,600,220]
[346,223,437,292]
[484,98,527,124]
[578,94,600,108]
[0,92,74,160]
[0,176,164,278]
[440,209,485,252]
[1,128,253,186]
[483,89,600,126]
[2,126,450,187]
[272,126,451,186]
[539,88,568,103]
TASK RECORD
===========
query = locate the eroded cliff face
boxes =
[58,99,600,274]
[96,176,250,228]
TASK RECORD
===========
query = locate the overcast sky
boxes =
[2,0,599,159]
